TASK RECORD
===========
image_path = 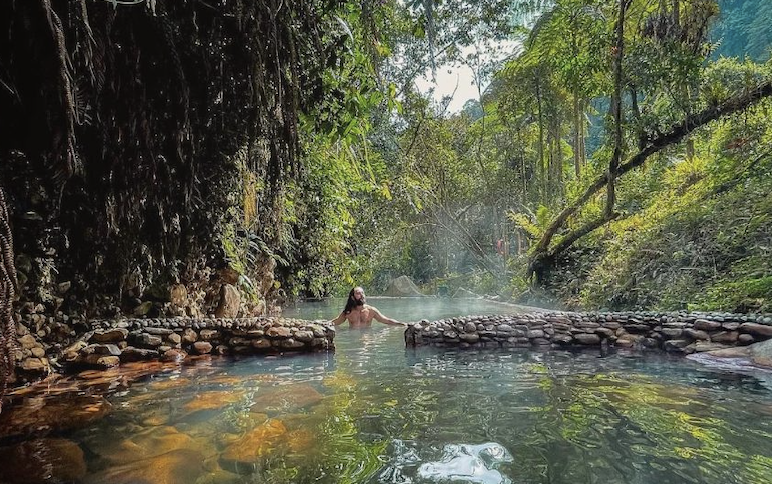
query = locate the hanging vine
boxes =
[0,188,17,411]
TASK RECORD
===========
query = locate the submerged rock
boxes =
[92,426,199,465]
[0,438,87,484]
[220,419,287,467]
[147,377,191,391]
[183,390,245,413]
[0,395,112,440]
[251,384,323,413]
[286,428,316,453]
[85,448,206,484]
[195,467,243,484]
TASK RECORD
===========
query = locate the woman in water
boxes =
[331,286,405,328]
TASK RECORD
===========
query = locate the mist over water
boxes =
[282,296,539,323]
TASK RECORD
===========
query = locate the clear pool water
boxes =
[10,298,772,483]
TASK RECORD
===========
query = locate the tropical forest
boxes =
[1,1,772,483]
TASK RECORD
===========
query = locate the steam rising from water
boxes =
[283,297,539,324]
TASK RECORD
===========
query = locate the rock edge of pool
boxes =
[10,308,772,394]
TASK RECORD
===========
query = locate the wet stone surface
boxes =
[405,311,772,359]
[58,318,336,370]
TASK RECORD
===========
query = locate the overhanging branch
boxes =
[530,78,772,267]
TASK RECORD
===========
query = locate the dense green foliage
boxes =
[318,0,772,313]
[0,0,380,310]
[566,66,772,311]
[2,0,770,314]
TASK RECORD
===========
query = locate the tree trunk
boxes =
[573,93,582,178]
[606,0,629,219]
[686,137,695,161]
[552,115,564,199]
[476,74,488,186]
[579,99,587,167]
[673,0,681,28]
[571,24,582,179]
[519,129,528,199]
[535,78,547,204]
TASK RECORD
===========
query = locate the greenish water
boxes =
[12,299,772,483]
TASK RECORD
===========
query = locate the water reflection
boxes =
[2,299,772,483]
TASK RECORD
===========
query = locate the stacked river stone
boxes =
[405,311,772,353]
[63,317,335,368]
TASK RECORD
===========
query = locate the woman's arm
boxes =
[331,312,346,325]
[371,307,405,326]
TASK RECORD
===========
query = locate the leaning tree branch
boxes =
[530,78,772,269]
[546,211,620,261]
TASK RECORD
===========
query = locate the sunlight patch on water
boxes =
[417,443,514,484]
[375,440,514,484]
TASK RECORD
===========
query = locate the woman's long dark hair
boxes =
[342,287,365,314]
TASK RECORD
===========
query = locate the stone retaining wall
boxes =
[405,311,772,353]
[62,317,335,369]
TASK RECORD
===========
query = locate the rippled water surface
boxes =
[5,298,772,484]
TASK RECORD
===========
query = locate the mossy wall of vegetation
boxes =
[0,0,372,315]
